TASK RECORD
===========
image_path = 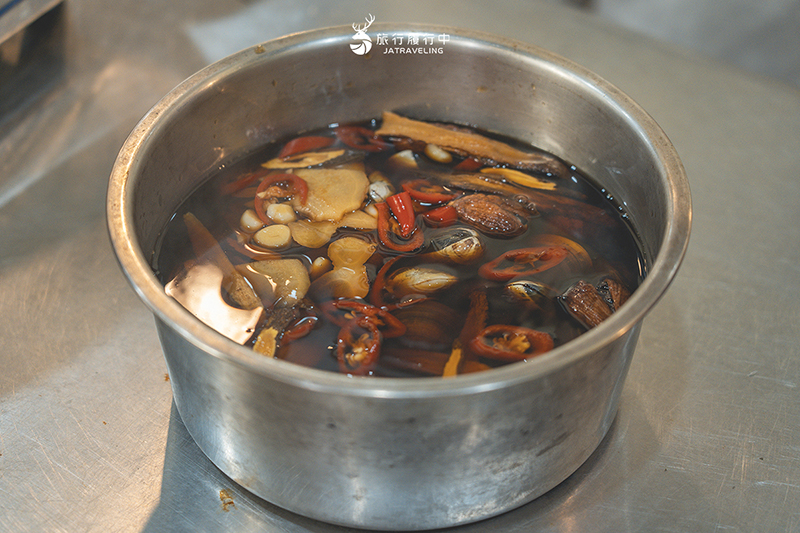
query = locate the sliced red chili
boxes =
[319,301,350,328]
[278,136,335,159]
[468,325,554,361]
[253,173,309,224]
[281,315,319,343]
[220,168,270,195]
[386,191,416,238]
[422,205,458,227]
[330,299,381,318]
[401,179,458,204]
[376,202,424,253]
[454,157,483,171]
[327,299,407,338]
[337,316,382,375]
[369,256,401,307]
[334,125,392,152]
[478,246,570,281]
[375,309,406,338]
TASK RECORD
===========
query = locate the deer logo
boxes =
[350,14,375,56]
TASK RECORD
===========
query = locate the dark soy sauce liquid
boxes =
[153,119,645,377]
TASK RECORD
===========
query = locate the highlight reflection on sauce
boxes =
[165,262,262,344]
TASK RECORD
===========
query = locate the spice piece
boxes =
[560,278,631,329]
[560,280,612,328]
[376,111,568,176]
[450,193,530,237]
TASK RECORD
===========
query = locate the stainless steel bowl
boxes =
[107,24,691,530]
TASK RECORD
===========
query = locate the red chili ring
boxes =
[336,316,382,375]
[401,180,458,204]
[375,202,424,253]
[253,173,309,224]
[334,125,392,152]
[422,205,458,227]
[477,246,570,281]
[386,191,417,238]
[278,136,334,159]
[468,325,554,361]
[281,316,319,343]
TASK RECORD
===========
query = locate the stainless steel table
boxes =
[1,1,798,531]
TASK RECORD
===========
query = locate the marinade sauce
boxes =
[153,112,645,377]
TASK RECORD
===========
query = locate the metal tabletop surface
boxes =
[1,1,798,532]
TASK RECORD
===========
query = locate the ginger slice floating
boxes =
[337,209,377,230]
[375,111,568,176]
[287,219,338,249]
[289,168,369,222]
[238,259,310,307]
[310,237,376,300]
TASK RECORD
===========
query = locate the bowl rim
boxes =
[107,23,692,398]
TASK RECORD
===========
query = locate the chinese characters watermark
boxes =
[350,14,449,56]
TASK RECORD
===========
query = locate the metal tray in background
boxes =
[0,0,61,44]
[1,1,799,532]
